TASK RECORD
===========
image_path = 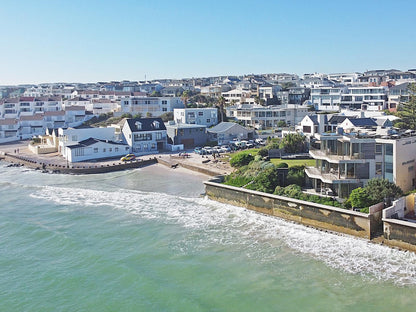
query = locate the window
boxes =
[94,148,98,153]
[135,121,142,130]
[125,147,129,151]
[385,162,393,173]
[134,133,152,141]
[151,143,156,149]
[162,108,167,112]
[156,132,162,140]
[109,148,112,152]
[376,162,382,175]
[375,144,382,154]
[206,119,210,123]
[71,135,77,141]
[198,111,204,116]
[74,148,84,156]
[152,121,160,129]
[385,144,393,156]
[115,147,119,152]
[103,148,106,152]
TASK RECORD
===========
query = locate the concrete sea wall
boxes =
[2,153,157,174]
[204,180,382,239]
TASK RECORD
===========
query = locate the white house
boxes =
[58,127,117,157]
[173,108,218,127]
[122,118,167,155]
[64,138,130,162]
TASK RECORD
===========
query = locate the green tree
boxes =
[181,90,190,107]
[132,113,142,119]
[150,90,162,97]
[396,83,416,130]
[146,112,152,117]
[349,187,373,208]
[277,120,287,127]
[160,112,173,122]
[230,153,254,167]
[279,133,307,153]
[364,178,402,204]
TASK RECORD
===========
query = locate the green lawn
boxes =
[270,158,315,167]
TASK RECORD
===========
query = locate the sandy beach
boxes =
[0,140,233,176]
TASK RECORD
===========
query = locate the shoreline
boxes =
[0,140,233,177]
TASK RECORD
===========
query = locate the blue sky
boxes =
[1,0,415,84]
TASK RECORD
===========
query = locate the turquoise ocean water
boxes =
[1,163,416,311]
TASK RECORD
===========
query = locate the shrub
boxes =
[253,166,281,193]
[276,162,289,168]
[257,148,269,157]
[230,153,254,167]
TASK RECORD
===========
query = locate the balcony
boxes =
[305,166,360,184]
[309,147,366,163]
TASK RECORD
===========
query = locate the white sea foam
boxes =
[30,185,416,286]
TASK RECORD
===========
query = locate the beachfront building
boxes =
[207,122,254,145]
[173,108,218,127]
[64,138,130,162]
[226,104,308,129]
[166,122,208,148]
[119,97,184,117]
[122,118,167,155]
[58,127,118,156]
[306,124,416,198]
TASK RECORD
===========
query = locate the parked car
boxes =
[203,146,213,154]
[212,146,221,153]
[220,145,231,153]
[120,154,136,161]
[194,147,206,155]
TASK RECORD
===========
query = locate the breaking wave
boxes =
[30,185,416,286]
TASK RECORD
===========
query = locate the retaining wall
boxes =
[382,218,416,252]
[204,180,382,239]
[2,153,157,174]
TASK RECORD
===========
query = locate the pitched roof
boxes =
[19,114,44,121]
[64,105,85,111]
[66,137,127,149]
[328,115,350,125]
[348,117,378,127]
[308,115,319,125]
[124,117,166,132]
[208,122,248,133]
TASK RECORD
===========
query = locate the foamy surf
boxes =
[30,185,416,286]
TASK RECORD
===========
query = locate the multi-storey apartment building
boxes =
[226,104,308,129]
[340,86,388,111]
[310,87,348,111]
[173,108,218,127]
[119,97,184,117]
[306,125,416,198]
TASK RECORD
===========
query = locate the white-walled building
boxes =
[310,87,348,111]
[119,97,184,117]
[64,138,130,162]
[226,104,309,129]
[122,118,167,155]
[58,127,117,157]
[173,108,218,127]
[340,86,388,111]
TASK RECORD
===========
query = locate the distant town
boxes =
[1,69,416,249]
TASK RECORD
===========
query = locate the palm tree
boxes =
[181,90,190,107]
[217,96,226,123]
